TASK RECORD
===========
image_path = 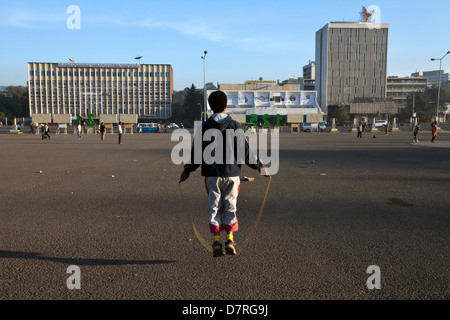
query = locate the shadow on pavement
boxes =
[0,250,176,266]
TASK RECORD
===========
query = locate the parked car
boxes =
[301,122,312,132]
[167,123,179,129]
[374,120,388,128]
[319,122,327,130]
[301,122,326,132]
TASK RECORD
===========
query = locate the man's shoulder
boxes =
[230,118,242,128]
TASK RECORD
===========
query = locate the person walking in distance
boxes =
[413,122,420,143]
[118,122,123,144]
[100,122,106,141]
[44,123,51,139]
[431,120,438,143]
[77,122,82,140]
[41,124,46,139]
[357,122,363,138]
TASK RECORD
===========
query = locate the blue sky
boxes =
[0,0,449,91]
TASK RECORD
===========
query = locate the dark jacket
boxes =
[184,115,262,177]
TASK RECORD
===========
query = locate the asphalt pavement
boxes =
[0,129,449,302]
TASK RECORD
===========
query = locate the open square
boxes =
[0,130,448,300]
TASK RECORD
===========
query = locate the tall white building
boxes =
[27,62,173,120]
[315,22,389,111]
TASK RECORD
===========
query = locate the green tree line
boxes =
[172,83,216,127]
[397,85,449,123]
[0,86,29,122]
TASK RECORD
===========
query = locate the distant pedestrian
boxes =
[30,123,35,134]
[77,122,82,140]
[41,124,46,139]
[357,122,363,138]
[43,123,51,139]
[83,121,87,134]
[100,122,106,141]
[431,120,437,143]
[385,123,389,135]
[118,122,123,144]
[413,122,420,143]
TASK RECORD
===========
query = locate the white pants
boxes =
[205,176,240,234]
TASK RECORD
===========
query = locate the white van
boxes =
[374,120,388,128]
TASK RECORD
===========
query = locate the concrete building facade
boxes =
[208,89,325,127]
[303,60,315,80]
[386,76,428,100]
[315,22,389,111]
[411,70,450,88]
[27,62,173,121]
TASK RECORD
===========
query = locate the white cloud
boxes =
[137,19,224,42]
[0,10,64,29]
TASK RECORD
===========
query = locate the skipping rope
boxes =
[178,175,272,255]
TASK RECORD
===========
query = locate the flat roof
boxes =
[323,21,389,29]
[27,62,172,68]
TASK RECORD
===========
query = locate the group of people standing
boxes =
[77,121,122,144]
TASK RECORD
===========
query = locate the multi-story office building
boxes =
[411,70,449,88]
[27,62,173,120]
[386,76,428,100]
[315,22,389,111]
[302,61,316,90]
[303,60,315,80]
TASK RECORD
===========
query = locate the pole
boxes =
[431,51,449,127]
[436,59,442,122]
[203,51,207,122]
[203,57,206,121]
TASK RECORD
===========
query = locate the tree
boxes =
[332,104,350,125]
[0,111,7,123]
[171,87,189,124]
[182,84,203,125]
[397,86,448,123]
[0,85,29,118]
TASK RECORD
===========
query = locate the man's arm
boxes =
[180,127,202,181]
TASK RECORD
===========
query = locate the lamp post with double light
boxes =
[430,51,450,125]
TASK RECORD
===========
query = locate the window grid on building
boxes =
[27,62,173,119]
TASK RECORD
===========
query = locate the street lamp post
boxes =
[431,51,450,125]
[201,50,207,121]
[134,56,143,118]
